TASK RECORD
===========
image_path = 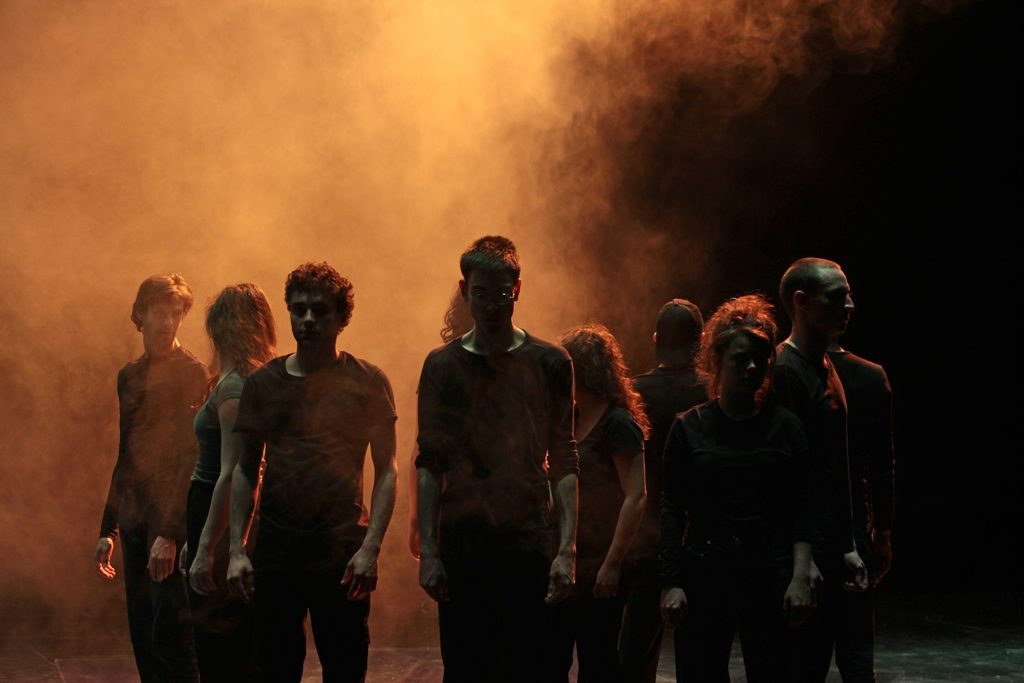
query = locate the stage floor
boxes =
[2,594,1020,681]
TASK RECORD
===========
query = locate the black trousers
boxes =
[545,594,625,683]
[673,548,790,683]
[120,508,199,683]
[252,525,369,683]
[791,539,876,683]
[618,553,665,683]
[185,480,257,682]
[437,528,554,683]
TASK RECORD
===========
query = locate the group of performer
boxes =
[93,235,894,683]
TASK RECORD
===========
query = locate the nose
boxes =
[845,294,855,312]
[302,309,316,323]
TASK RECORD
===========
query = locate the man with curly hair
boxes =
[416,236,579,683]
[226,262,398,683]
[94,273,208,682]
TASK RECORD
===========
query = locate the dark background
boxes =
[586,0,1021,599]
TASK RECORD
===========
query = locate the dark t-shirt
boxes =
[632,364,706,555]
[415,333,579,535]
[770,342,853,553]
[191,370,245,484]
[576,405,644,590]
[100,346,209,541]
[660,400,813,588]
[829,350,895,533]
[234,353,396,543]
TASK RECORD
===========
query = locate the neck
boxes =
[718,392,760,420]
[787,327,828,363]
[290,344,338,376]
[144,338,179,360]
[575,390,609,418]
[218,358,237,378]
[464,324,525,354]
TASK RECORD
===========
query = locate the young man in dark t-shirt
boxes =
[621,298,706,683]
[416,236,579,683]
[827,310,896,682]
[94,273,208,683]
[226,263,398,683]
[771,257,868,681]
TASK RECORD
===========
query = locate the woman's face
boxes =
[718,332,772,402]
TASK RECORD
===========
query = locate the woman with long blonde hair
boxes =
[185,283,276,681]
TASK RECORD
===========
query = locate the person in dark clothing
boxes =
[621,298,706,683]
[416,235,579,683]
[407,287,473,560]
[226,263,398,683]
[660,294,816,683]
[772,257,868,682]
[94,273,208,683]
[545,324,647,683]
[185,283,277,682]
[827,325,896,682]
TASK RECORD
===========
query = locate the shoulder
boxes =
[522,333,572,365]
[831,350,890,386]
[173,347,208,373]
[243,356,288,388]
[422,339,462,368]
[604,406,645,443]
[341,353,394,390]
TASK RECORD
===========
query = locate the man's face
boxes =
[719,332,772,401]
[288,290,341,349]
[140,295,185,356]
[803,267,854,338]
[460,270,520,334]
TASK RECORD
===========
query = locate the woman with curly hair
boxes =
[659,294,816,682]
[185,283,277,681]
[545,323,648,683]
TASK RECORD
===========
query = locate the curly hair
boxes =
[696,294,778,401]
[206,283,277,378]
[284,262,355,329]
[131,273,194,331]
[559,323,650,438]
[459,235,521,280]
[440,286,473,343]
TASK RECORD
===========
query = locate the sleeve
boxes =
[98,369,129,540]
[606,409,645,455]
[546,355,580,483]
[216,372,245,404]
[233,373,266,436]
[366,367,398,434]
[659,415,692,588]
[154,361,208,540]
[788,413,822,546]
[867,368,895,532]
[415,355,453,474]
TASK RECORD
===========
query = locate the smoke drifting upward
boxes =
[0,0,962,647]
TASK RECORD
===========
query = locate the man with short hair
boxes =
[772,257,868,681]
[621,298,707,683]
[94,273,208,682]
[416,235,579,683]
[226,262,398,683]
[828,310,896,682]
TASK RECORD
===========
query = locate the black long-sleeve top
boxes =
[660,400,815,588]
[829,350,895,533]
[416,333,579,534]
[99,347,208,541]
[770,342,854,554]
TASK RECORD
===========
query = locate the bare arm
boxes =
[595,450,646,597]
[342,421,398,600]
[546,472,578,604]
[225,433,262,602]
[417,466,448,601]
[408,433,421,560]
[189,397,241,595]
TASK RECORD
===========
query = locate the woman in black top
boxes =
[184,283,276,681]
[546,324,649,683]
[660,294,815,682]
